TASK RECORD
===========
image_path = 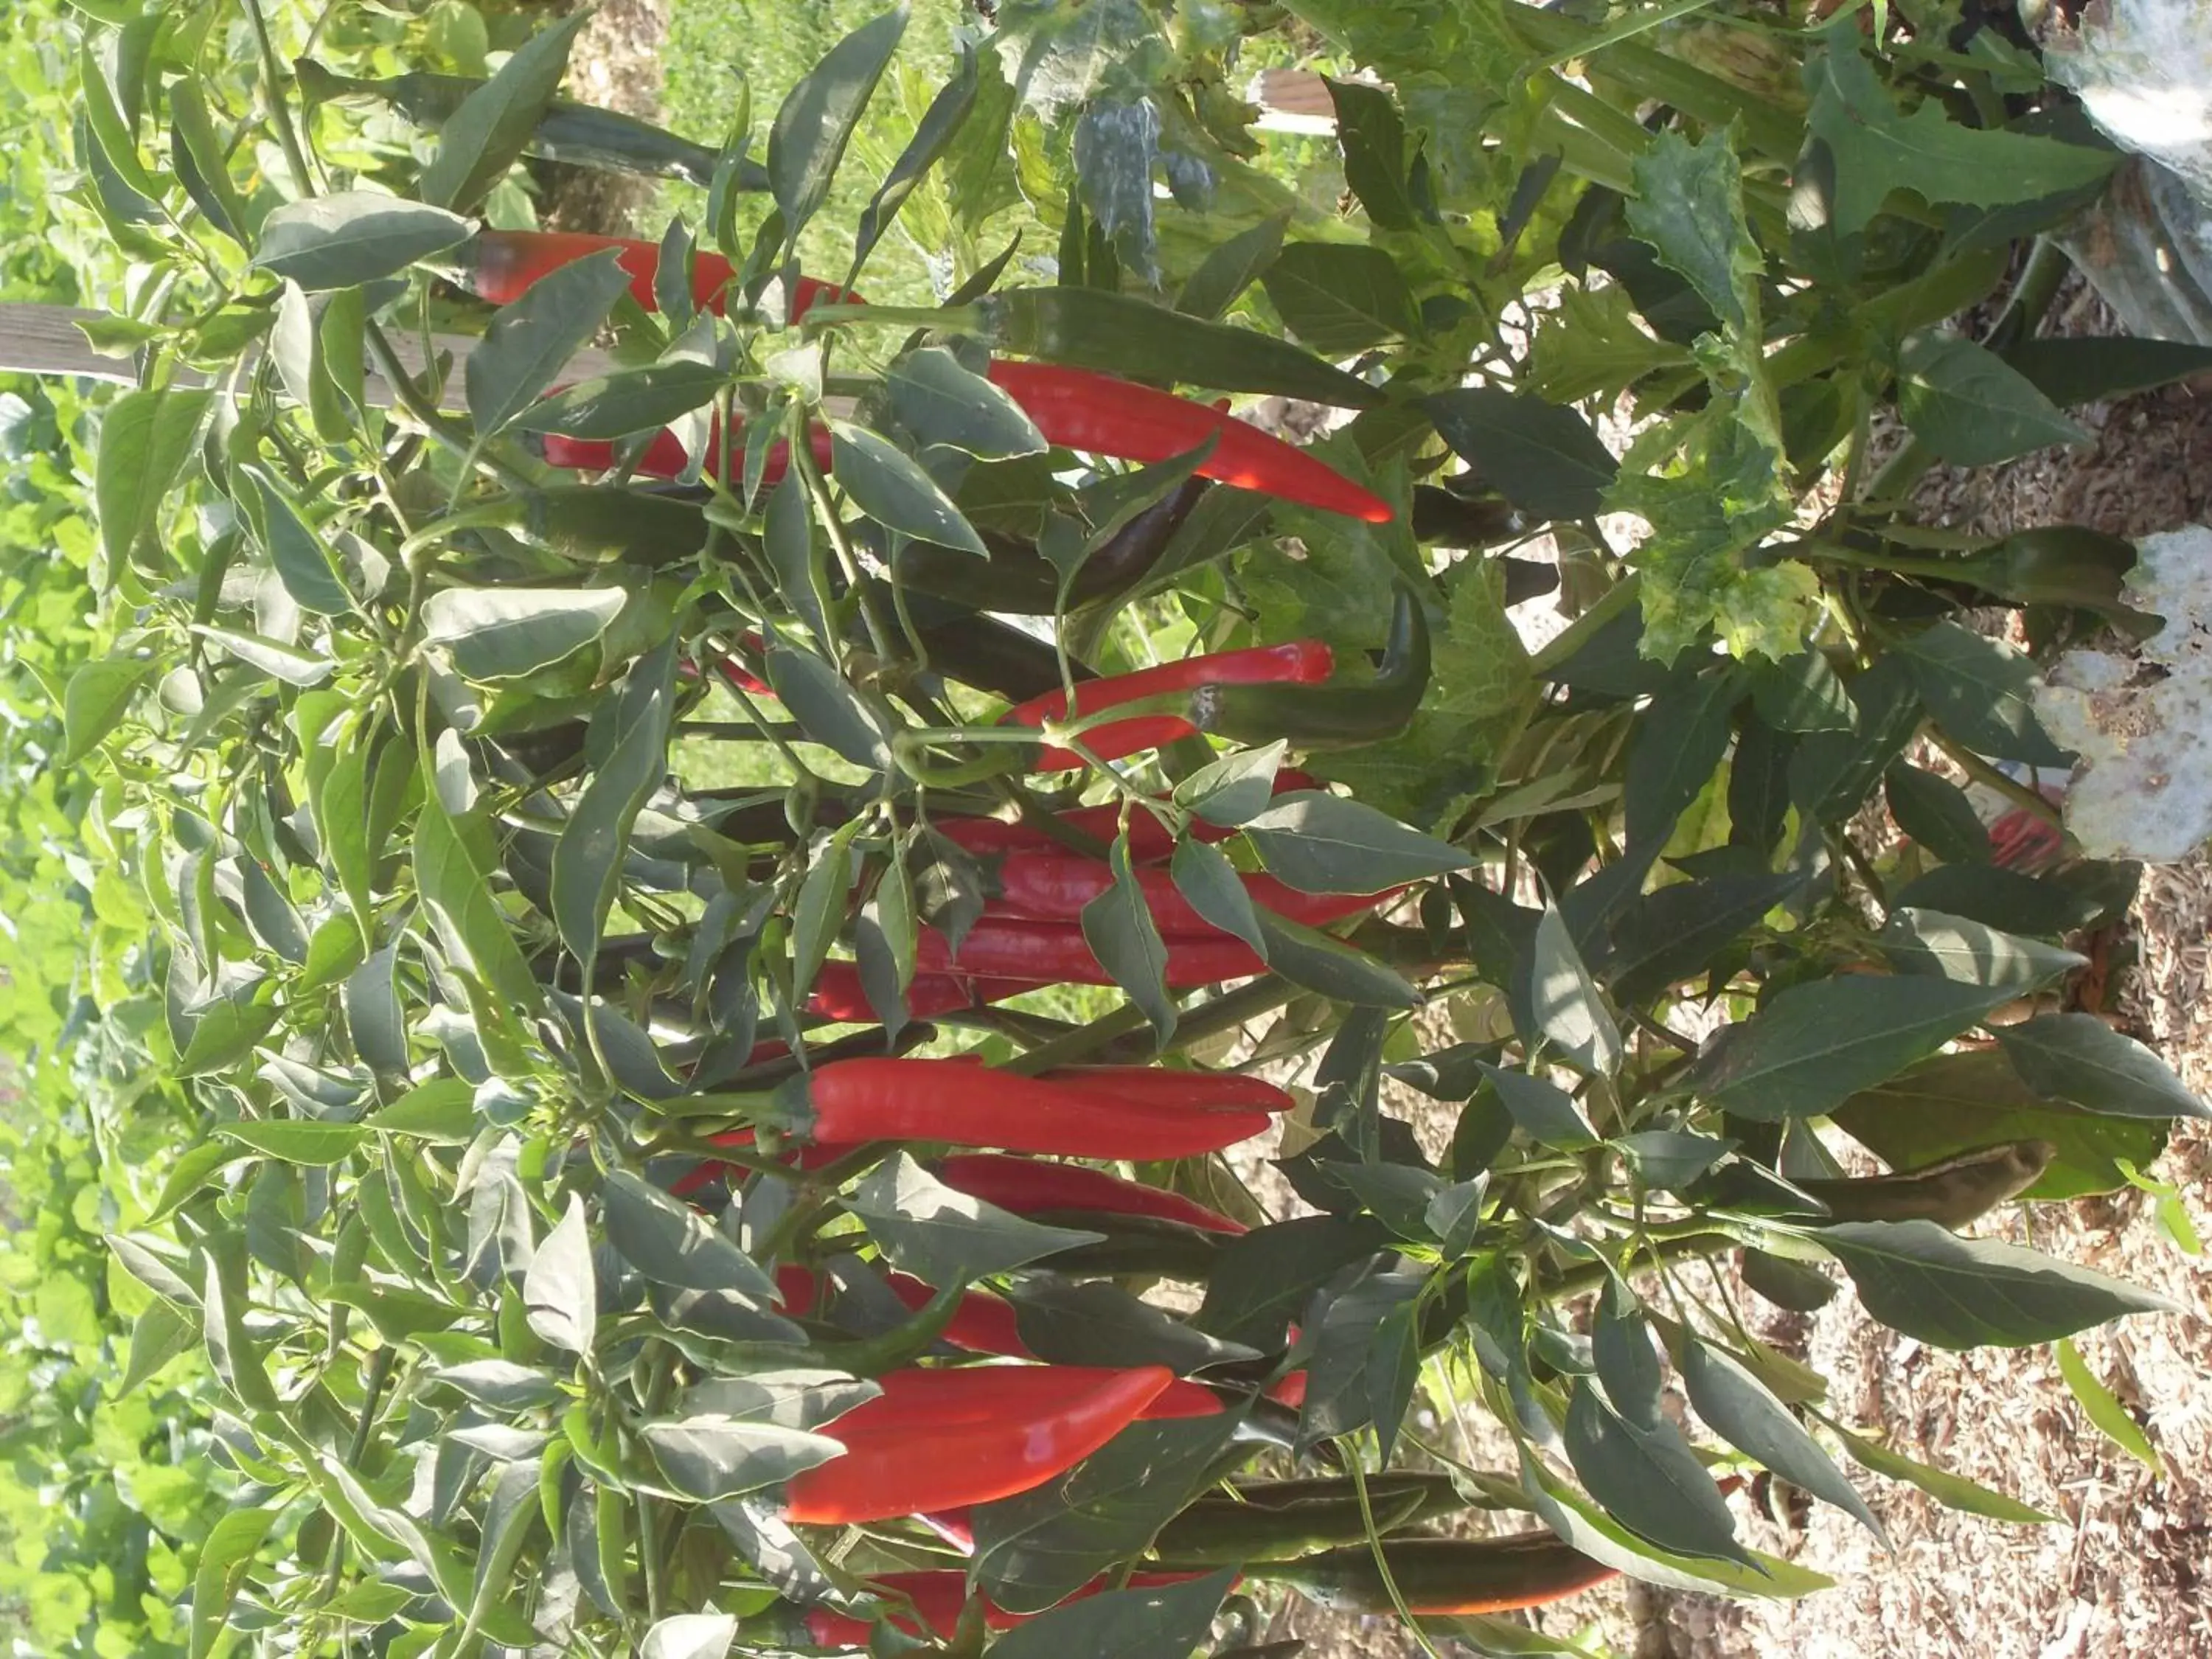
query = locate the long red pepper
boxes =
[807,961,1054,1023]
[773,1265,1029,1358]
[852,1364,1222,1426]
[1001,641,1335,771]
[756,1057,1273,1158]
[987,848,1382,934]
[916,916,1267,986]
[933,770,1318,862]
[783,1363,1172,1523]
[537,420,834,484]
[984,360,1394,524]
[932,1153,1251,1235]
[455,229,853,319]
[483,237,1388,523]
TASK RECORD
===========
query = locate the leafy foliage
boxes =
[4,0,2203,1652]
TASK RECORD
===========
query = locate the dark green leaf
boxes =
[1253,907,1422,1009]
[1890,863,2086,934]
[552,634,677,959]
[1301,1270,1424,1444]
[1878,908,2084,989]
[1747,651,1852,734]
[96,386,212,571]
[1081,835,1177,1048]
[853,43,980,271]
[1261,243,1419,355]
[848,1152,1103,1285]
[971,1418,1239,1613]
[1327,79,1414,231]
[1897,333,2089,467]
[602,1169,779,1298]
[1172,740,1286,827]
[644,1418,843,1500]
[1476,1061,1596,1149]
[246,465,352,616]
[1894,620,2071,765]
[768,8,907,237]
[1175,214,1286,321]
[1243,791,1473,894]
[1519,1447,1832,1597]
[420,10,590,212]
[1424,388,1618,521]
[1169,838,1267,960]
[1694,975,2017,1120]
[253,193,473,291]
[1818,1219,2176,1347]
[516,361,731,439]
[1818,1413,2053,1523]
[1677,1338,1883,1542]
[1007,1279,1259,1374]
[886,345,1045,459]
[1563,1378,1751,1564]
[990,286,1381,408]
[1884,766,1992,863]
[987,1568,1234,1659]
[466,248,632,438]
[2005,336,2212,407]
[1531,905,1620,1074]
[1995,1014,2211,1120]
[830,420,986,553]
[121,1298,201,1397]
[214,1121,367,1165]
[414,791,543,1014]
[1196,1214,1391,1349]
[1605,872,1801,1004]
[422,585,624,681]
[1805,29,2118,234]
[1624,668,1736,849]
[60,655,152,766]
[765,642,893,771]
[522,1192,596,1354]
[190,1507,277,1659]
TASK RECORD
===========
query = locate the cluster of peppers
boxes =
[424,226,1628,1642]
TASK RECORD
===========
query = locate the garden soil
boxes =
[544,11,2212,1647]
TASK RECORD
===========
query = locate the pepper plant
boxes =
[52,0,2212,1654]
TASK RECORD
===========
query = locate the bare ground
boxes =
[541,8,2212,1640]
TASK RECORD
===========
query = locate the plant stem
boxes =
[1924,728,2063,825]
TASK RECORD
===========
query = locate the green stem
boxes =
[1924,728,2063,824]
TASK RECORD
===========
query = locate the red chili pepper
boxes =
[933,1153,1253,1235]
[678,643,770,696]
[754,1057,1274,1160]
[880,1271,1031,1357]
[1041,1068,1292,1113]
[986,361,1394,524]
[456,229,854,319]
[807,961,1055,1023]
[850,1364,1220,1427]
[986,848,1382,936]
[538,420,835,484]
[782,1363,1172,1523]
[1001,641,1335,771]
[917,916,1267,987]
